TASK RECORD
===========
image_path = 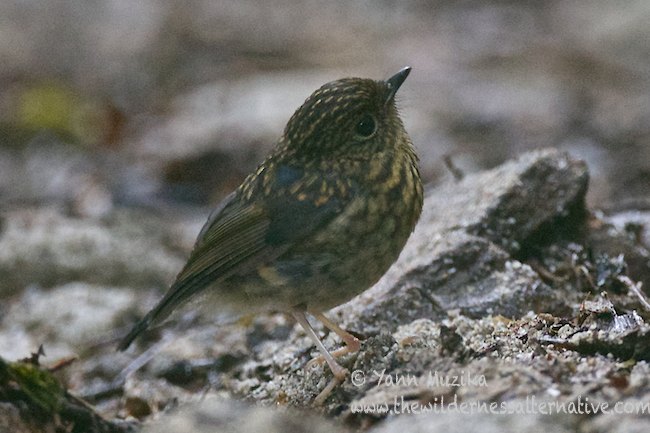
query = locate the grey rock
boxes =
[370,405,576,433]
[142,397,347,433]
[606,210,650,252]
[0,207,184,295]
[339,148,584,334]
[591,211,650,295]
[0,282,136,360]
[585,415,650,433]
[550,294,650,361]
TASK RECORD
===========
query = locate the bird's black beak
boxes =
[385,66,411,105]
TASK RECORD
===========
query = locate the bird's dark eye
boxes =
[354,114,377,138]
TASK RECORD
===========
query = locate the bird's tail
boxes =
[117,267,218,351]
[117,312,154,351]
[116,277,197,351]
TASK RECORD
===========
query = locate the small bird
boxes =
[118,67,423,393]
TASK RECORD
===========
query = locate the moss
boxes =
[0,356,65,421]
[0,355,135,432]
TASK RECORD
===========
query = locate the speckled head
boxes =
[282,67,412,160]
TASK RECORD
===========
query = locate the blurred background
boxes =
[1,0,649,222]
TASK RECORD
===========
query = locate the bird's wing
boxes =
[142,196,275,325]
[176,176,349,305]
[118,193,272,350]
[118,173,349,350]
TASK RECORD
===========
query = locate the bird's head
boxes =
[281,67,413,163]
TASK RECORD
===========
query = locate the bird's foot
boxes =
[305,339,360,372]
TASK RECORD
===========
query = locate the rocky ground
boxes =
[1,149,649,432]
[1,1,650,432]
